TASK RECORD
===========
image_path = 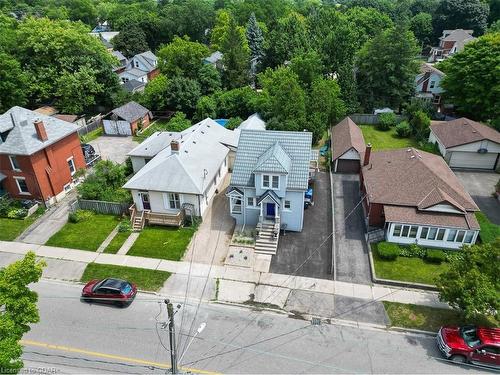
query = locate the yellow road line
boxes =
[21,339,218,375]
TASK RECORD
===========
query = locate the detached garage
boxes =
[103,101,152,136]
[331,117,366,173]
[429,118,500,170]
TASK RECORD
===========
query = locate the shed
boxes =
[331,117,366,173]
[103,101,152,136]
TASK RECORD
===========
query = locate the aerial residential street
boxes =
[21,280,488,374]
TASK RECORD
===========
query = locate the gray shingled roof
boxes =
[123,118,234,194]
[0,106,79,156]
[123,79,146,92]
[231,130,312,190]
[110,101,151,123]
[133,51,157,72]
[204,51,223,64]
[254,142,292,174]
[120,68,148,78]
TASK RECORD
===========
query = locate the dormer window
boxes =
[262,174,279,190]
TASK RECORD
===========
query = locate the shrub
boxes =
[395,121,411,138]
[417,141,440,155]
[445,250,464,263]
[7,208,28,219]
[118,220,131,232]
[68,209,94,223]
[377,112,397,130]
[409,110,430,140]
[399,244,426,258]
[425,249,446,264]
[225,117,243,130]
[377,242,399,260]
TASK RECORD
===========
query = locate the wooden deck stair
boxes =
[255,220,279,255]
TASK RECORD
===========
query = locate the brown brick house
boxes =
[0,106,86,206]
[360,147,480,249]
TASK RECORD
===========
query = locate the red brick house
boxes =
[0,106,86,206]
[360,147,480,249]
[102,101,152,136]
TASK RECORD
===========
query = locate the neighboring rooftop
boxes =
[332,117,366,161]
[204,51,223,64]
[0,106,79,155]
[431,118,500,148]
[362,148,478,212]
[123,79,146,93]
[124,118,234,194]
[419,63,444,77]
[231,130,312,190]
[132,51,157,73]
[237,113,266,131]
[53,114,78,123]
[34,106,58,116]
[120,68,148,78]
[441,29,474,42]
[109,101,151,123]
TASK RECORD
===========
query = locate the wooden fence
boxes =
[77,116,102,137]
[348,113,405,125]
[71,199,130,216]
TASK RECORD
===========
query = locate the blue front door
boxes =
[266,203,275,217]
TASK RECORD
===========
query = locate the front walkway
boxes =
[182,174,234,266]
[16,190,76,245]
[0,240,448,312]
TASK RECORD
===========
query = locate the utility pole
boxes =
[165,299,178,374]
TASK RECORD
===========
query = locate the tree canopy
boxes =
[440,32,500,123]
[158,36,209,79]
[433,0,490,38]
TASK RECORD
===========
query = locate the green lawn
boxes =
[45,214,120,251]
[133,119,170,143]
[0,207,45,241]
[372,245,449,285]
[79,127,103,143]
[103,231,131,254]
[384,302,499,332]
[360,124,419,150]
[127,226,196,260]
[81,263,171,291]
[476,212,500,244]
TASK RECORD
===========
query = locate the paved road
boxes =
[271,171,333,279]
[455,171,500,225]
[332,173,371,284]
[21,280,484,374]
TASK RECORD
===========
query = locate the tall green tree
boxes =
[17,17,119,111]
[289,50,324,88]
[266,12,310,66]
[356,25,420,112]
[221,15,250,88]
[246,12,265,67]
[194,95,217,121]
[158,36,209,79]
[440,32,500,123]
[437,239,500,319]
[0,53,28,112]
[410,12,433,47]
[0,252,45,373]
[258,67,307,131]
[140,74,169,111]
[165,77,202,117]
[345,6,394,46]
[55,66,104,113]
[198,64,222,95]
[433,0,490,38]
[64,0,97,25]
[111,25,149,58]
[211,9,233,51]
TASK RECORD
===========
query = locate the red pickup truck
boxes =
[437,325,499,369]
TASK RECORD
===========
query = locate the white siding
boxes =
[448,140,500,153]
[449,151,498,169]
[339,148,361,160]
[428,130,447,157]
[386,222,479,250]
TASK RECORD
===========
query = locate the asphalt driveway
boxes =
[332,173,371,285]
[455,171,500,225]
[89,135,138,164]
[270,171,333,280]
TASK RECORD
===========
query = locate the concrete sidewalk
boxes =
[0,240,449,311]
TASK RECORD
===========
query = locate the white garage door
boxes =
[103,120,132,136]
[449,151,498,169]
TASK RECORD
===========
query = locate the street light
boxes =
[178,322,206,364]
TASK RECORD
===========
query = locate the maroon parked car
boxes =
[437,325,500,368]
[82,278,137,307]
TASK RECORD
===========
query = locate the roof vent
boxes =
[472,130,477,133]
[193,140,196,144]
[207,124,211,128]
[201,131,205,134]
[410,155,415,159]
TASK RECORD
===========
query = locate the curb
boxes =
[389,326,436,336]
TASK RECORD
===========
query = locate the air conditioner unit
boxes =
[477,148,488,154]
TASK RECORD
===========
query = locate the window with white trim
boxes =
[464,231,474,244]
[9,155,20,171]
[393,225,402,236]
[456,230,465,243]
[231,197,242,214]
[284,200,291,210]
[436,228,446,240]
[67,157,76,176]
[166,192,180,209]
[393,225,418,238]
[447,229,457,242]
[262,175,279,190]
[14,177,29,194]
[247,197,255,207]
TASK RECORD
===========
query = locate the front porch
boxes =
[129,203,184,231]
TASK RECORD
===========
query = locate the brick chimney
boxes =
[34,119,48,142]
[363,143,372,166]
[171,140,180,153]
